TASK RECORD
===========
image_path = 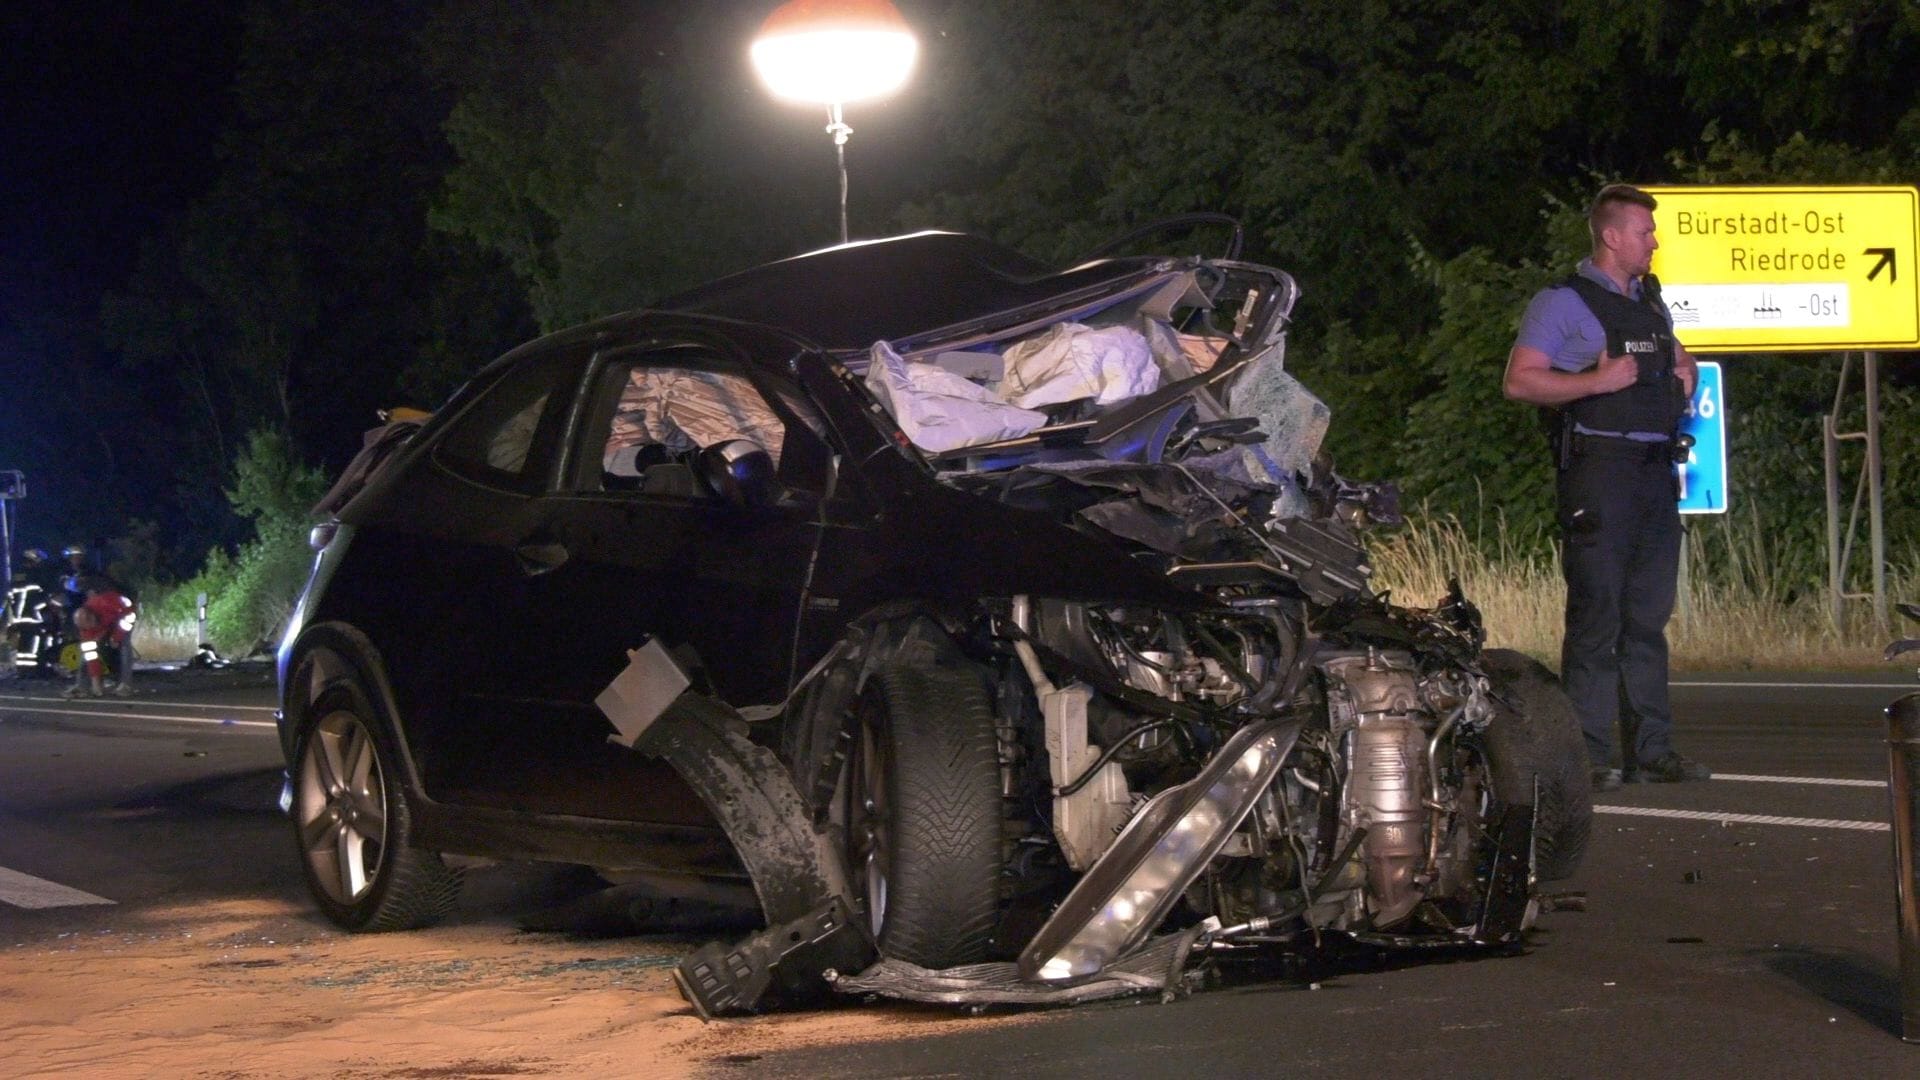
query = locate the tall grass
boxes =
[132,617,204,665]
[1369,511,1913,671]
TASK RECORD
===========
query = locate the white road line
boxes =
[1594,805,1888,832]
[1714,773,1885,788]
[0,703,275,729]
[6,698,278,713]
[0,865,115,909]
[141,700,277,713]
[1673,680,1917,690]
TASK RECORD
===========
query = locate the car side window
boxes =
[576,352,832,497]
[433,352,577,492]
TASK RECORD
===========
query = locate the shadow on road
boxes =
[1761,945,1901,1036]
[111,765,285,818]
[512,873,763,941]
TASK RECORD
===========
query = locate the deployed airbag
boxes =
[864,341,1048,453]
[999,322,1161,409]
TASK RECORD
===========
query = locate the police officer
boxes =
[1502,183,1711,792]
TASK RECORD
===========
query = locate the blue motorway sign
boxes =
[1677,361,1728,514]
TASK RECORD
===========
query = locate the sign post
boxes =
[0,470,22,599]
[1645,185,1918,631]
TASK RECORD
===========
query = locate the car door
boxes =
[544,339,840,698]
[438,335,843,818]
[343,343,593,812]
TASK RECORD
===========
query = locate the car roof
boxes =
[480,230,1176,384]
[653,231,1162,353]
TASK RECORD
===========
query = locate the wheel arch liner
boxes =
[282,622,424,794]
[781,607,973,826]
[640,692,876,1017]
[632,691,852,925]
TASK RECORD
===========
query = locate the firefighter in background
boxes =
[18,548,61,595]
[7,549,66,674]
[58,544,89,612]
[63,575,136,699]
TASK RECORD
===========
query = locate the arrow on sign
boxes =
[1866,247,1898,283]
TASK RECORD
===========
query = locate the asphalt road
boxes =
[2,667,1918,1077]
[0,665,287,917]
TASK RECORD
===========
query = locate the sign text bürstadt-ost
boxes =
[1645,186,1919,353]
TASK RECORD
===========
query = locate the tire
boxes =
[1479,649,1592,882]
[291,672,461,931]
[845,625,1002,969]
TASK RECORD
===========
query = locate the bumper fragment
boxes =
[674,896,875,1019]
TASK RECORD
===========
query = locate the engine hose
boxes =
[1190,622,1258,692]
[1421,704,1469,882]
[1006,620,1224,727]
[1213,826,1369,940]
[1088,610,1174,680]
[1425,703,1467,809]
[1054,718,1183,797]
[1240,609,1300,713]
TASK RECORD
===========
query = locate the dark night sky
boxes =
[1,3,239,324]
[0,4,241,551]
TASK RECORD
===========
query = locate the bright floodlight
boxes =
[750,1,918,106]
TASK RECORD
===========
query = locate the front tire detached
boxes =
[1480,648,1593,881]
[846,624,1002,968]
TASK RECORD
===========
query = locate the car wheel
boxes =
[291,676,461,931]
[845,629,1002,968]
[1479,649,1592,881]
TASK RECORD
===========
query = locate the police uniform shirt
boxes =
[1514,257,1676,442]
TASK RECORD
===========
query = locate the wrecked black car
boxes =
[277,227,1591,1014]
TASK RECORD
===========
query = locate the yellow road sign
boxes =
[1642,185,1919,353]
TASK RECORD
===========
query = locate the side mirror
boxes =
[697,440,777,508]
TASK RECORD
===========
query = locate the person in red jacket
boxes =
[63,576,136,699]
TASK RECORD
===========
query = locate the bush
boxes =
[137,429,326,658]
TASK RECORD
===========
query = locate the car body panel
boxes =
[281,230,1283,873]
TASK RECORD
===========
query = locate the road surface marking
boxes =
[1713,773,1884,788]
[1672,679,1917,690]
[1594,805,1887,832]
[136,700,277,713]
[0,703,274,729]
[5,698,277,713]
[0,865,115,909]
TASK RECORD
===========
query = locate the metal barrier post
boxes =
[1890,690,1920,1043]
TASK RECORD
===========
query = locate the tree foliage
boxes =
[36,0,1920,610]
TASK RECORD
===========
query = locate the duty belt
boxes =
[1570,432,1672,464]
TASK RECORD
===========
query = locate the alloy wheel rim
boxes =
[296,709,389,905]
[851,717,891,938]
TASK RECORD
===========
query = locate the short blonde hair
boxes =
[1589,183,1658,247]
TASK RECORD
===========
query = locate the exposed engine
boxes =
[1013,584,1502,950]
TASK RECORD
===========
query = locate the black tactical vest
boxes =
[1557,273,1682,437]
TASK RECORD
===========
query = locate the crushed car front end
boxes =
[672,242,1589,1012]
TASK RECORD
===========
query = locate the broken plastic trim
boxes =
[677,896,876,1019]
[833,922,1210,1007]
[1017,715,1304,983]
